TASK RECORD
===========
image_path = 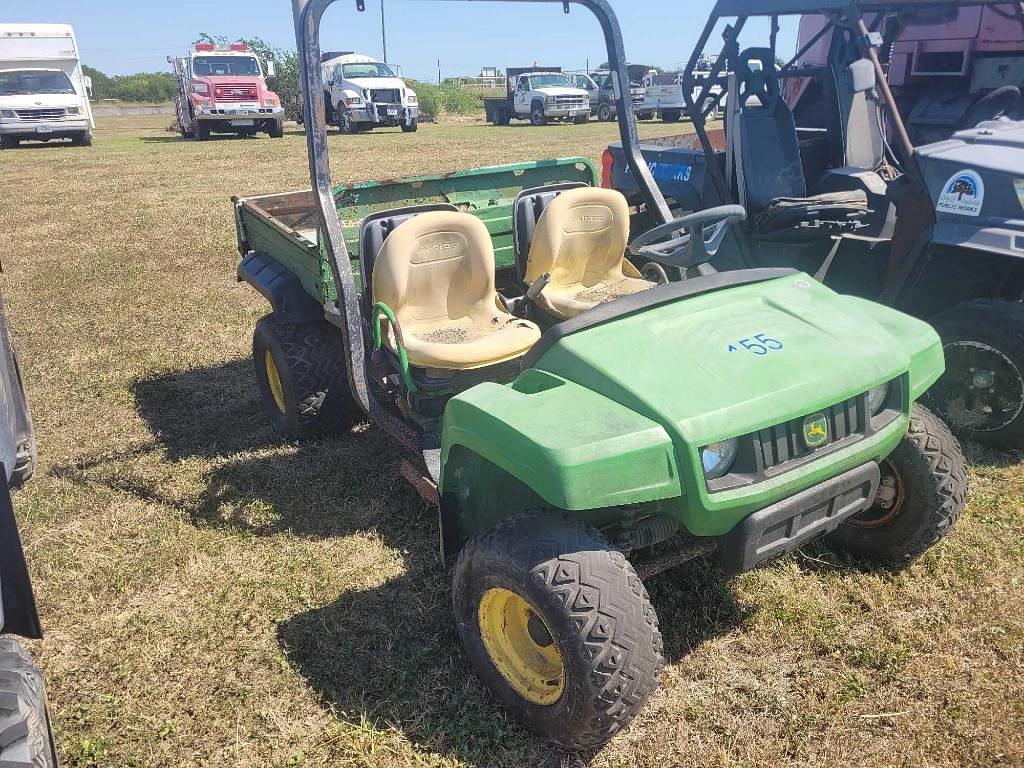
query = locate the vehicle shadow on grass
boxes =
[124,360,750,764]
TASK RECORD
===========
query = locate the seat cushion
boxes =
[372,211,541,370]
[397,313,541,370]
[525,187,654,319]
[544,276,653,320]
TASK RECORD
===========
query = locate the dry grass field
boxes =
[1,113,1023,768]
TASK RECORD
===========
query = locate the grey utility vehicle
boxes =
[0,293,54,767]
[604,0,1024,447]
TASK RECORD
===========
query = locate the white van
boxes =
[0,24,94,148]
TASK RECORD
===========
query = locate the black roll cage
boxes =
[679,0,1018,205]
[290,0,675,457]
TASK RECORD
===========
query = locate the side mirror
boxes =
[266,60,277,78]
[84,75,93,98]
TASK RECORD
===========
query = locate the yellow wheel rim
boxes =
[478,587,565,705]
[264,350,286,414]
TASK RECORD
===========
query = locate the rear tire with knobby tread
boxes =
[827,404,967,563]
[0,638,57,768]
[453,512,663,749]
[252,314,361,438]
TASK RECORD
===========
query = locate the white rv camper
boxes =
[0,23,94,148]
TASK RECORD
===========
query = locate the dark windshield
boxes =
[342,62,396,79]
[193,56,260,77]
[0,70,75,96]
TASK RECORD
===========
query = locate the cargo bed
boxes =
[234,157,597,305]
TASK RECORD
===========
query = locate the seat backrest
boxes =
[512,182,588,282]
[358,204,458,317]
[372,211,497,327]
[734,47,807,212]
[837,59,885,170]
[523,187,630,287]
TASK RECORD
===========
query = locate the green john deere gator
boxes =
[229,0,968,749]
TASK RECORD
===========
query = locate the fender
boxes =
[237,251,323,324]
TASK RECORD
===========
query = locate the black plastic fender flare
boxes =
[237,251,323,324]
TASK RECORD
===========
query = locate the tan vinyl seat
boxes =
[524,187,654,319]
[372,211,541,371]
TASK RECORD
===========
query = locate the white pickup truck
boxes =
[637,70,688,122]
[483,67,590,126]
[321,53,419,133]
[0,23,94,149]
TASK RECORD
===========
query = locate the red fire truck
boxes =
[168,42,284,140]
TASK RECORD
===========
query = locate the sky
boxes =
[4,0,799,82]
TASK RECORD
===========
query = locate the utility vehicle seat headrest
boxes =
[512,182,589,282]
[736,47,780,108]
[358,203,459,314]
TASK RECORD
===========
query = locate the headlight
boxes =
[345,96,363,106]
[866,382,889,415]
[545,95,555,104]
[407,94,417,104]
[0,109,15,118]
[263,98,278,107]
[66,106,80,115]
[701,438,739,480]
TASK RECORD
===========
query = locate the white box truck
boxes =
[0,23,94,149]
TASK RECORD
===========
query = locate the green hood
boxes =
[532,274,942,446]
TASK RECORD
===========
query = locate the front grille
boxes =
[213,83,258,101]
[552,95,588,109]
[370,88,401,104]
[15,108,65,120]
[756,395,863,471]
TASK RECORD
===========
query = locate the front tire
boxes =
[267,118,284,138]
[661,109,681,123]
[530,103,547,127]
[453,512,663,749]
[338,108,357,135]
[196,122,211,141]
[828,404,967,563]
[0,639,58,768]
[1,136,20,149]
[927,299,1024,448]
[401,118,418,133]
[252,315,361,437]
[597,102,613,122]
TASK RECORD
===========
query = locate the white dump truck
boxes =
[0,23,94,149]
[320,52,419,133]
[483,66,590,125]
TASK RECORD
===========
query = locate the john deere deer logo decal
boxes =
[936,169,985,217]
[803,414,829,448]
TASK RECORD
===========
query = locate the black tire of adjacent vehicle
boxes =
[0,639,58,768]
[196,122,211,141]
[453,512,664,749]
[0,136,17,150]
[268,119,284,138]
[597,102,613,122]
[71,131,92,147]
[661,109,681,123]
[338,108,357,135]
[530,102,547,127]
[828,404,967,563]
[401,118,418,133]
[252,315,361,437]
[928,298,1024,447]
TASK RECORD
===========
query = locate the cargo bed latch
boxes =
[356,0,365,10]
[563,1,570,13]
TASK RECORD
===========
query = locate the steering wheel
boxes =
[627,205,746,270]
